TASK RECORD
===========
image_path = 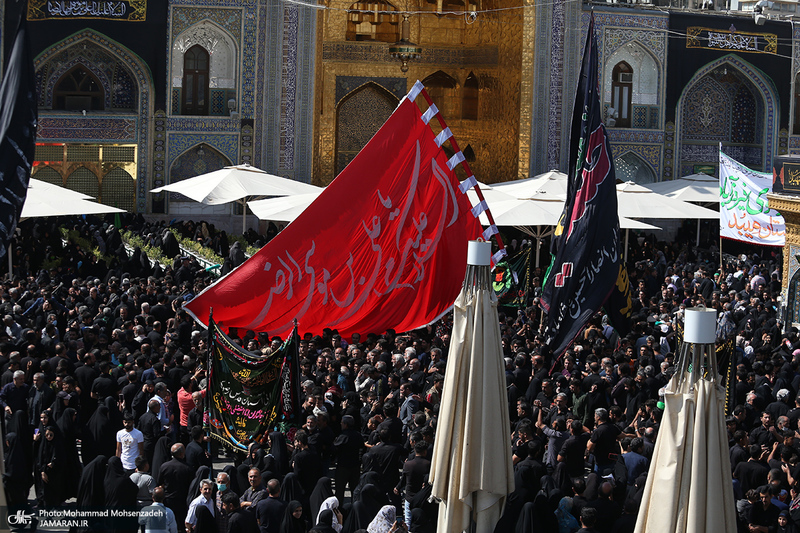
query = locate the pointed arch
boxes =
[462,72,479,120]
[423,71,458,121]
[32,166,64,187]
[676,54,778,176]
[35,29,153,213]
[168,144,232,202]
[335,82,399,178]
[66,167,100,199]
[171,20,238,115]
[102,168,136,212]
[615,152,656,184]
[603,41,661,129]
[53,65,105,111]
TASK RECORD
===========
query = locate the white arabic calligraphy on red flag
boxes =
[185,96,483,337]
[719,151,785,246]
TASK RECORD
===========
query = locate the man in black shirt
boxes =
[395,441,431,525]
[333,415,364,502]
[559,420,590,478]
[587,408,622,475]
[749,485,781,533]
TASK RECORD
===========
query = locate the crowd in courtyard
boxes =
[0,214,793,533]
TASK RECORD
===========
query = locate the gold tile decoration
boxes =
[313,0,525,186]
[517,0,535,179]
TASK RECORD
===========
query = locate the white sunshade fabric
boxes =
[616,181,719,219]
[645,173,719,203]
[150,163,321,205]
[21,179,125,219]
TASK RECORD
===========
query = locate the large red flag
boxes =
[186,88,483,337]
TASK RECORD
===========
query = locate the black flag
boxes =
[540,15,630,358]
[0,7,38,258]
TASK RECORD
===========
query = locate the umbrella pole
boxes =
[624,228,629,263]
[536,226,541,267]
[696,219,700,247]
[242,199,247,235]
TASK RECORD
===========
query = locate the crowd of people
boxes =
[0,214,793,533]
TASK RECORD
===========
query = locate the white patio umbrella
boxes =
[151,163,321,232]
[21,178,125,219]
[492,169,568,200]
[248,191,323,223]
[616,181,718,220]
[430,240,514,533]
[645,173,719,204]
[635,308,737,532]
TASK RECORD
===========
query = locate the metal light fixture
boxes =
[389,14,421,73]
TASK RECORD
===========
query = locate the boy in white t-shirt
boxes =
[117,411,145,473]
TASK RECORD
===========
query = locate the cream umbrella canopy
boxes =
[21,179,125,219]
[645,173,719,204]
[150,163,321,232]
[429,241,514,533]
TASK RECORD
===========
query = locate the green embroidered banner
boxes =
[28,1,147,21]
[206,318,300,450]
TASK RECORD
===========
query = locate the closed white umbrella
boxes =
[635,308,737,533]
[429,241,514,533]
[151,163,321,232]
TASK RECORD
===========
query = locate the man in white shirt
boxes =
[139,486,178,533]
[116,411,145,473]
[186,479,215,533]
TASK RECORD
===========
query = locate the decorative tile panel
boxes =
[38,117,137,141]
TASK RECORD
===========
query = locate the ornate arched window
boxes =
[53,66,104,111]
[346,0,399,42]
[423,71,458,122]
[462,72,478,120]
[610,62,633,128]
[182,45,209,116]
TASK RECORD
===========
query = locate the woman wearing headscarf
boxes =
[4,431,31,506]
[316,496,343,533]
[35,426,65,507]
[282,472,311,524]
[194,504,218,533]
[555,497,580,533]
[270,431,291,478]
[75,455,108,533]
[187,466,212,508]
[777,509,800,533]
[150,435,172,480]
[83,403,117,462]
[104,456,139,532]
[342,484,386,533]
[310,509,337,533]
[280,500,308,533]
[4,411,33,506]
[105,396,124,430]
[515,492,557,533]
[56,407,83,500]
[366,505,398,533]
[310,477,335,522]
[239,442,266,483]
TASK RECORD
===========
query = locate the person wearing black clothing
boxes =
[186,425,212,472]
[256,478,288,533]
[27,372,55,426]
[91,361,118,401]
[223,491,259,533]
[587,481,622,533]
[138,399,164,466]
[291,430,323,497]
[559,420,591,478]
[734,445,770,494]
[749,485,782,532]
[730,430,750,473]
[587,408,622,475]
[333,415,364,503]
[362,428,406,496]
[395,441,431,525]
[157,443,194,532]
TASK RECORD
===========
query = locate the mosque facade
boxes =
[0,0,798,223]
